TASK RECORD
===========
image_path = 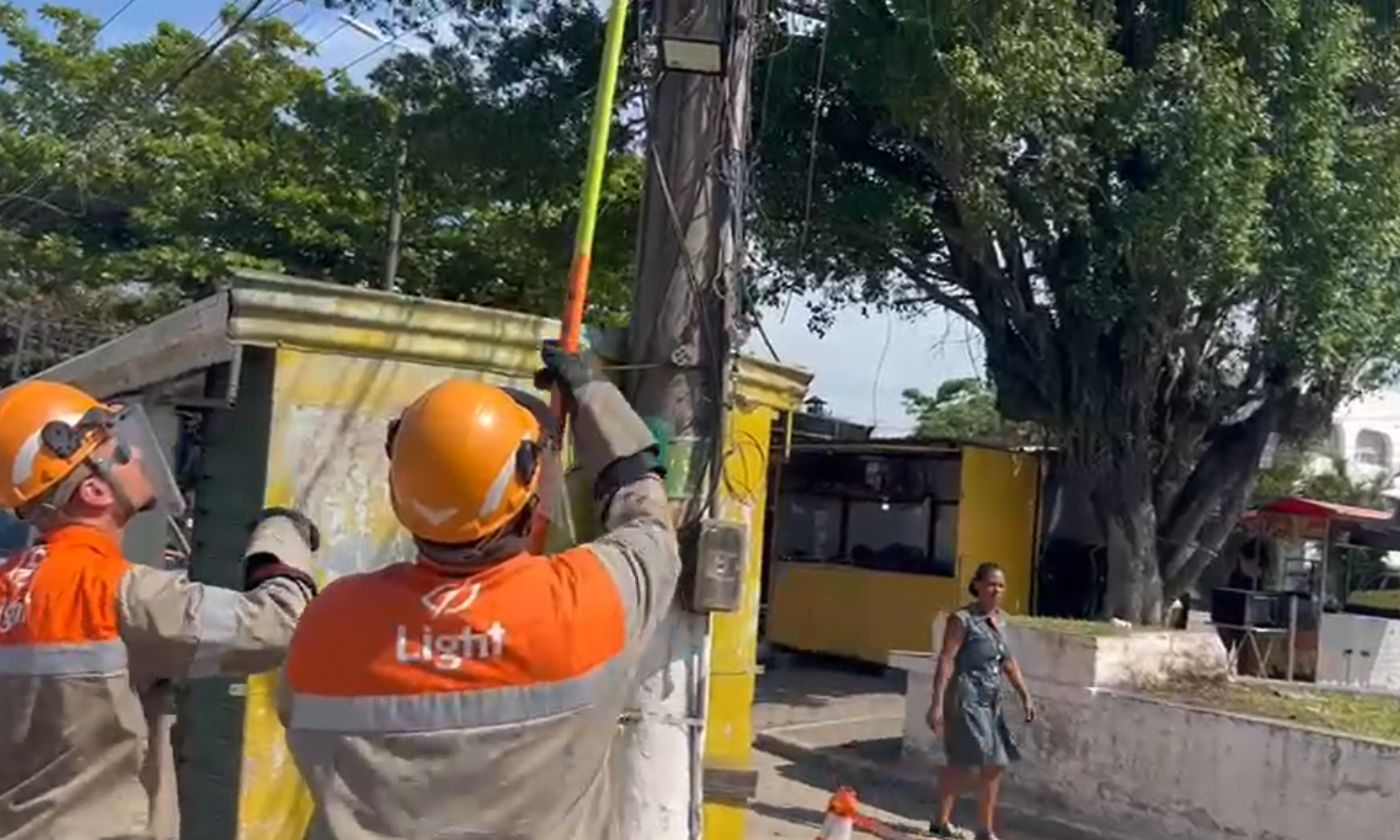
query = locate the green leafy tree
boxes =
[0,2,641,378]
[367,0,646,320]
[0,6,371,314]
[752,0,1400,621]
[902,378,1041,444]
[1255,445,1394,508]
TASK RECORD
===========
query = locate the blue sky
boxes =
[3,0,983,433]
[0,0,410,78]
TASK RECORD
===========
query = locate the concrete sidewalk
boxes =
[748,661,1117,840]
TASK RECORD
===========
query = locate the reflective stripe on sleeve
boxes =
[289,660,620,734]
[0,639,128,675]
[188,585,245,678]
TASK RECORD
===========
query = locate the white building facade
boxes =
[1327,390,1400,484]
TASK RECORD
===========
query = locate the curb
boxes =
[754,730,1123,840]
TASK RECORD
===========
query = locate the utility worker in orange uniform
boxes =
[0,381,321,840]
[280,345,680,839]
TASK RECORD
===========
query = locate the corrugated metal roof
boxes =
[1246,496,1392,522]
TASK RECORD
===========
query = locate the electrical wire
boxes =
[871,313,893,429]
[0,0,272,222]
[0,0,146,219]
[98,0,141,33]
[256,0,300,22]
[774,1,832,324]
[191,8,228,42]
[285,7,317,36]
[162,0,271,96]
[309,21,349,51]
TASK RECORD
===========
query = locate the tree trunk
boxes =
[1101,496,1164,625]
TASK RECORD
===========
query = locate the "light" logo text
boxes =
[395,622,507,670]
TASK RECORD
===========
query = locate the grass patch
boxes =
[1014,616,1134,637]
[1348,590,1400,611]
[1142,676,1400,744]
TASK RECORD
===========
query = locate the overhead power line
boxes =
[310,22,349,51]
[98,0,142,33]
[0,0,273,222]
[162,0,271,96]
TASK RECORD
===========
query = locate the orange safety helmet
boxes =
[386,379,550,545]
[0,380,108,511]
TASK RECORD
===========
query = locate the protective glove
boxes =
[533,340,605,409]
[531,341,662,502]
[243,507,320,596]
[255,507,321,552]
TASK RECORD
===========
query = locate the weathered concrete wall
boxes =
[893,622,1400,840]
[1007,626,1228,688]
[1014,683,1400,840]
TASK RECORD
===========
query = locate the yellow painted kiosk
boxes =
[764,439,1046,664]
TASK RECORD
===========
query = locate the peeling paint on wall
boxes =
[237,348,545,840]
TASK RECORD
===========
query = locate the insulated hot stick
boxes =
[528,0,632,554]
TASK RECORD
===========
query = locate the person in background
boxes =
[1228,537,1269,591]
[0,380,320,840]
[926,562,1035,840]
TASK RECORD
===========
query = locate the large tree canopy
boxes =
[754,0,1400,621]
[0,1,640,377]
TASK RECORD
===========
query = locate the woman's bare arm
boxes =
[927,614,966,732]
[1003,656,1036,722]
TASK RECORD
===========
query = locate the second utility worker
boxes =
[0,381,320,840]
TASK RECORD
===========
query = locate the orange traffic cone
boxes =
[814,786,859,840]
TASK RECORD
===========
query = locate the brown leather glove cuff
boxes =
[244,556,317,597]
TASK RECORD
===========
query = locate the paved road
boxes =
[747,741,935,839]
[748,660,1108,840]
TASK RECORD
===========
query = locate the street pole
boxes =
[617,0,756,835]
[382,127,407,291]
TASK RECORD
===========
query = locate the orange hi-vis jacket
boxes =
[280,475,680,840]
[0,521,314,840]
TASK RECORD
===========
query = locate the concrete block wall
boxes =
[1015,683,1400,840]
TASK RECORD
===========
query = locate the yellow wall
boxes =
[766,563,963,663]
[703,402,777,838]
[236,349,545,840]
[956,446,1040,615]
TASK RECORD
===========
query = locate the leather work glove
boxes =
[255,507,321,552]
[243,507,320,596]
[532,341,663,503]
[533,340,605,409]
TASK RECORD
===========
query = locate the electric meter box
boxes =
[689,518,747,613]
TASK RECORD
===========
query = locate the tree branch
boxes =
[1158,389,1292,584]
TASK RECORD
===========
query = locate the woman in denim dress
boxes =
[926,563,1035,840]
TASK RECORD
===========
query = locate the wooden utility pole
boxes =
[617,0,756,835]
[382,132,407,291]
